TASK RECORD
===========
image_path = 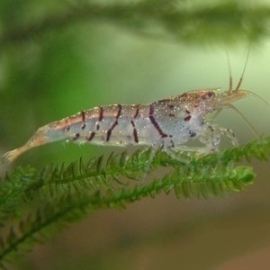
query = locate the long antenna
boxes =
[226,46,251,92]
[235,45,251,91]
[226,52,233,91]
[226,104,259,138]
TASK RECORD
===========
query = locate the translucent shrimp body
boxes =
[0,87,250,166]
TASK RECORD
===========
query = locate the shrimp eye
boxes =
[207,92,215,98]
[201,91,215,99]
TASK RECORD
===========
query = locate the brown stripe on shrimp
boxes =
[106,104,122,142]
[149,104,168,138]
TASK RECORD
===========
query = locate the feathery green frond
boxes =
[1,1,270,47]
[1,135,270,267]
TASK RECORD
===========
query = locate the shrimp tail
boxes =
[1,123,65,166]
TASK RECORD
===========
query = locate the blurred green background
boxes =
[1,0,270,269]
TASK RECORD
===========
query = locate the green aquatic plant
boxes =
[1,136,270,267]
